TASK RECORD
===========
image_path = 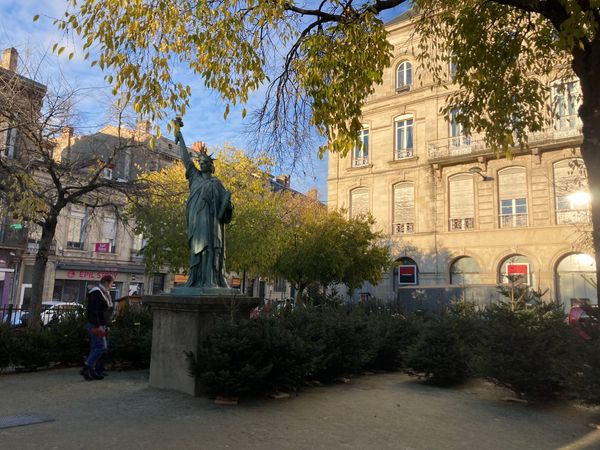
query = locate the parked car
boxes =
[1,309,30,327]
[41,302,84,326]
[1,301,83,328]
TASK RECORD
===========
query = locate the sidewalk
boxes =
[1,368,599,450]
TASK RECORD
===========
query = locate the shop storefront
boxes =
[53,263,146,303]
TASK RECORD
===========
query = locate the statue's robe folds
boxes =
[184,161,233,288]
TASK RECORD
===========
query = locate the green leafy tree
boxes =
[274,208,391,301]
[129,146,291,279]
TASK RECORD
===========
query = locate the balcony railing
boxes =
[499,213,528,228]
[556,209,591,225]
[353,156,369,167]
[428,118,582,160]
[394,222,415,234]
[0,224,27,248]
[448,217,474,231]
[395,148,414,160]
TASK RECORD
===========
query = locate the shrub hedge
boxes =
[0,304,152,371]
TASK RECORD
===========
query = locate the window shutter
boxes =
[499,167,526,200]
[350,189,369,218]
[394,184,415,223]
[102,215,117,241]
[449,175,474,218]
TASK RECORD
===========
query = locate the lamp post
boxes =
[469,166,492,181]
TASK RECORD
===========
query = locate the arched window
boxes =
[499,254,533,286]
[396,61,412,91]
[448,174,475,231]
[553,159,590,224]
[393,183,415,234]
[556,253,597,310]
[450,257,480,285]
[393,257,418,286]
[394,115,414,159]
[350,188,369,218]
[498,167,528,228]
[353,127,369,167]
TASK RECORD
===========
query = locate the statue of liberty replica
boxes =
[172,117,237,294]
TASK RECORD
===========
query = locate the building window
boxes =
[67,206,87,249]
[396,61,412,91]
[449,55,457,80]
[394,257,418,285]
[274,277,286,292]
[498,167,528,228]
[101,213,117,253]
[449,109,470,152]
[450,256,480,285]
[553,81,582,133]
[152,273,165,294]
[0,125,17,159]
[101,167,113,180]
[395,116,414,159]
[499,255,533,286]
[449,174,475,231]
[350,188,369,218]
[393,183,415,234]
[131,233,147,259]
[554,159,590,224]
[353,128,369,167]
[556,253,597,311]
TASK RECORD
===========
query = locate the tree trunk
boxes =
[573,40,600,303]
[27,214,59,329]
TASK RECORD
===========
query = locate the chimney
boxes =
[136,120,152,135]
[307,188,319,201]
[275,174,290,188]
[1,48,18,72]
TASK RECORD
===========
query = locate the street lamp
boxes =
[469,166,492,181]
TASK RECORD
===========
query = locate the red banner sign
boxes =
[95,243,110,253]
[507,263,528,275]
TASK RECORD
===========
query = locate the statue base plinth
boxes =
[170,286,242,296]
[144,294,261,396]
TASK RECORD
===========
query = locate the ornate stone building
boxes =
[327,12,596,309]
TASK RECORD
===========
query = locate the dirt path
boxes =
[1,369,599,450]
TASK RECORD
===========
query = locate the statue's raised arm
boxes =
[173,117,193,172]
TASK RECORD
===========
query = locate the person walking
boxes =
[80,275,114,381]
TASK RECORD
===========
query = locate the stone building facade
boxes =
[0,48,47,309]
[327,12,596,309]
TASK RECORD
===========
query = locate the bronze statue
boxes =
[173,118,233,289]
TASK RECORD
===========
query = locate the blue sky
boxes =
[0,1,409,200]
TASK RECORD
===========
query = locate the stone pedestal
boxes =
[144,294,261,396]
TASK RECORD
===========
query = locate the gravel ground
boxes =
[1,369,599,450]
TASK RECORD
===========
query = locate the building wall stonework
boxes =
[327,15,592,307]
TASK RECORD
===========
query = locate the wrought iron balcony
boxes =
[393,222,415,234]
[352,156,369,167]
[448,217,475,231]
[428,118,583,161]
[499,213,528,228]
[556,209,591,225]
[395,148,414,160]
